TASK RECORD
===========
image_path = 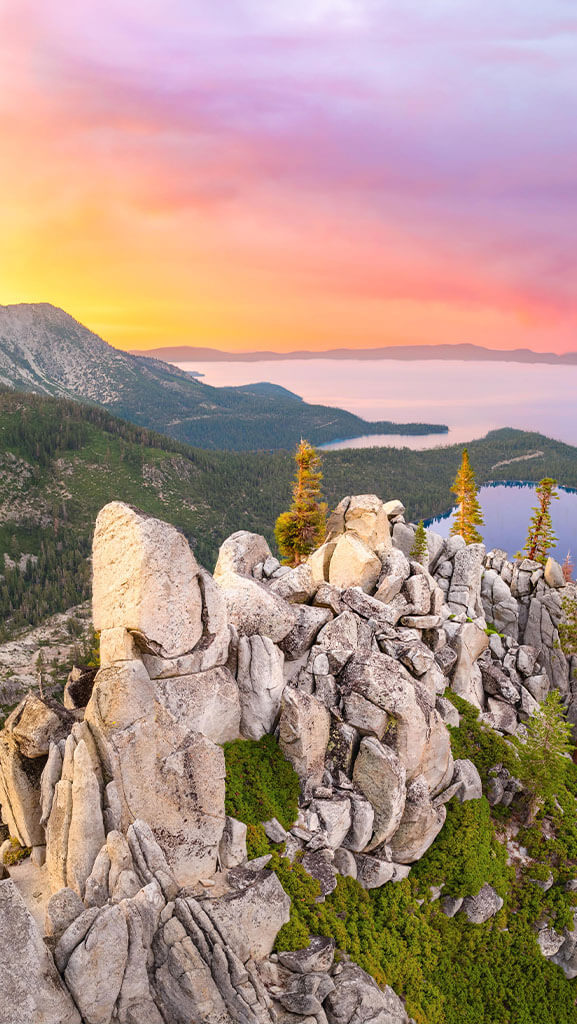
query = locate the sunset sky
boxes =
[1,1,575,353]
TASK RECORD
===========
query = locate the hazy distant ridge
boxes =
[133,342,577,365]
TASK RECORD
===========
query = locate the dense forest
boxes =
[1,389,576,640]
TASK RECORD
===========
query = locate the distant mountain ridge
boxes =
[133,342,577,365]
[0,303,447,449]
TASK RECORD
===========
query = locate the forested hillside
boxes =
[1,388,577,640]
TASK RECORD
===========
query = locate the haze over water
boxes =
[178,359,577,450]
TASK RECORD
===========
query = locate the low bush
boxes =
[223,703,577,1024]
[3,837,31,866]
[223,734,300,831]
[445,691,517,790]
[412,797,512,899]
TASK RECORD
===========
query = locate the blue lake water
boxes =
[178,358,577,450]
[426,482,577,561]
[175,359,577,555]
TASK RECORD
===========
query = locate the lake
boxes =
[427,482,577,561]
[177,358,577,556]
[178,358,577,450]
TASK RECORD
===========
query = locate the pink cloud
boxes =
[1,0,576,348]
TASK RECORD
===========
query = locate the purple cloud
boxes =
[3,0,577,319]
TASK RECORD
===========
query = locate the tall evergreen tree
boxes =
[450,448,484,544]
[517,477,559,564]
[275,440,327,565]
[515,690,575,823]
[410,520,429,566]
[558,595,577,661]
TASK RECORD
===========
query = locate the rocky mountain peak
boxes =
[0,302,136,404]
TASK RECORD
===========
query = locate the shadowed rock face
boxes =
[0,732,45,848]
[63,667,97,710]
[1,495,571,1024]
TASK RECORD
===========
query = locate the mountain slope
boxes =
[0,303,446,449]
[1,388,577,642]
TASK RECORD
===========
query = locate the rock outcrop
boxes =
[1,495,572,1023]
[0,878,81,1024]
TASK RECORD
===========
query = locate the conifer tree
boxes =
[410,520,429,566]
[450,448,484,544]
[558,595,577,660]
[562,551,573,583]
[515,690,575,823]
[517,478,559,564]
[275,440,327,566]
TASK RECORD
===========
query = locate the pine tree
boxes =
[410,520,429,566]
[450,448,484,544]
[558,595,577,660]
[515,690,575,823]
[517,477,559,564]
[275,440,327,566]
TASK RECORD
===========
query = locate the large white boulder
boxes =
[325,962,410,1024]
[451,622,489,709]
[93,502,204,659]
[217,572,296,642]
[85,660,226,885]
[0,732,44,848]
[329,534,382,593]
[236,634,286,739]
[206,870,291,963]
[353,737,406,848]
[64,904,129,1024]
[66,740,106,898]
[388,776,447,864]
[5,695,72,759]
[213,530,272,579]
[342,653,428,781]
[154,667,241,745]
[448,543,485,617]
[327,494,392,553]
[279,688,330,794]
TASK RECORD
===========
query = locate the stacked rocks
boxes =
[1,495,563,1023]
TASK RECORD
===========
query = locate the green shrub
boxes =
[445,692,517,790]
[245,823,272,860]
[268,860,577,1024]
[412,798,513,899]
[430,906,576,1024]
[3,837,31,866]
[223,700,577,1024]
[223,734,300,831]
[271,854,326,952]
